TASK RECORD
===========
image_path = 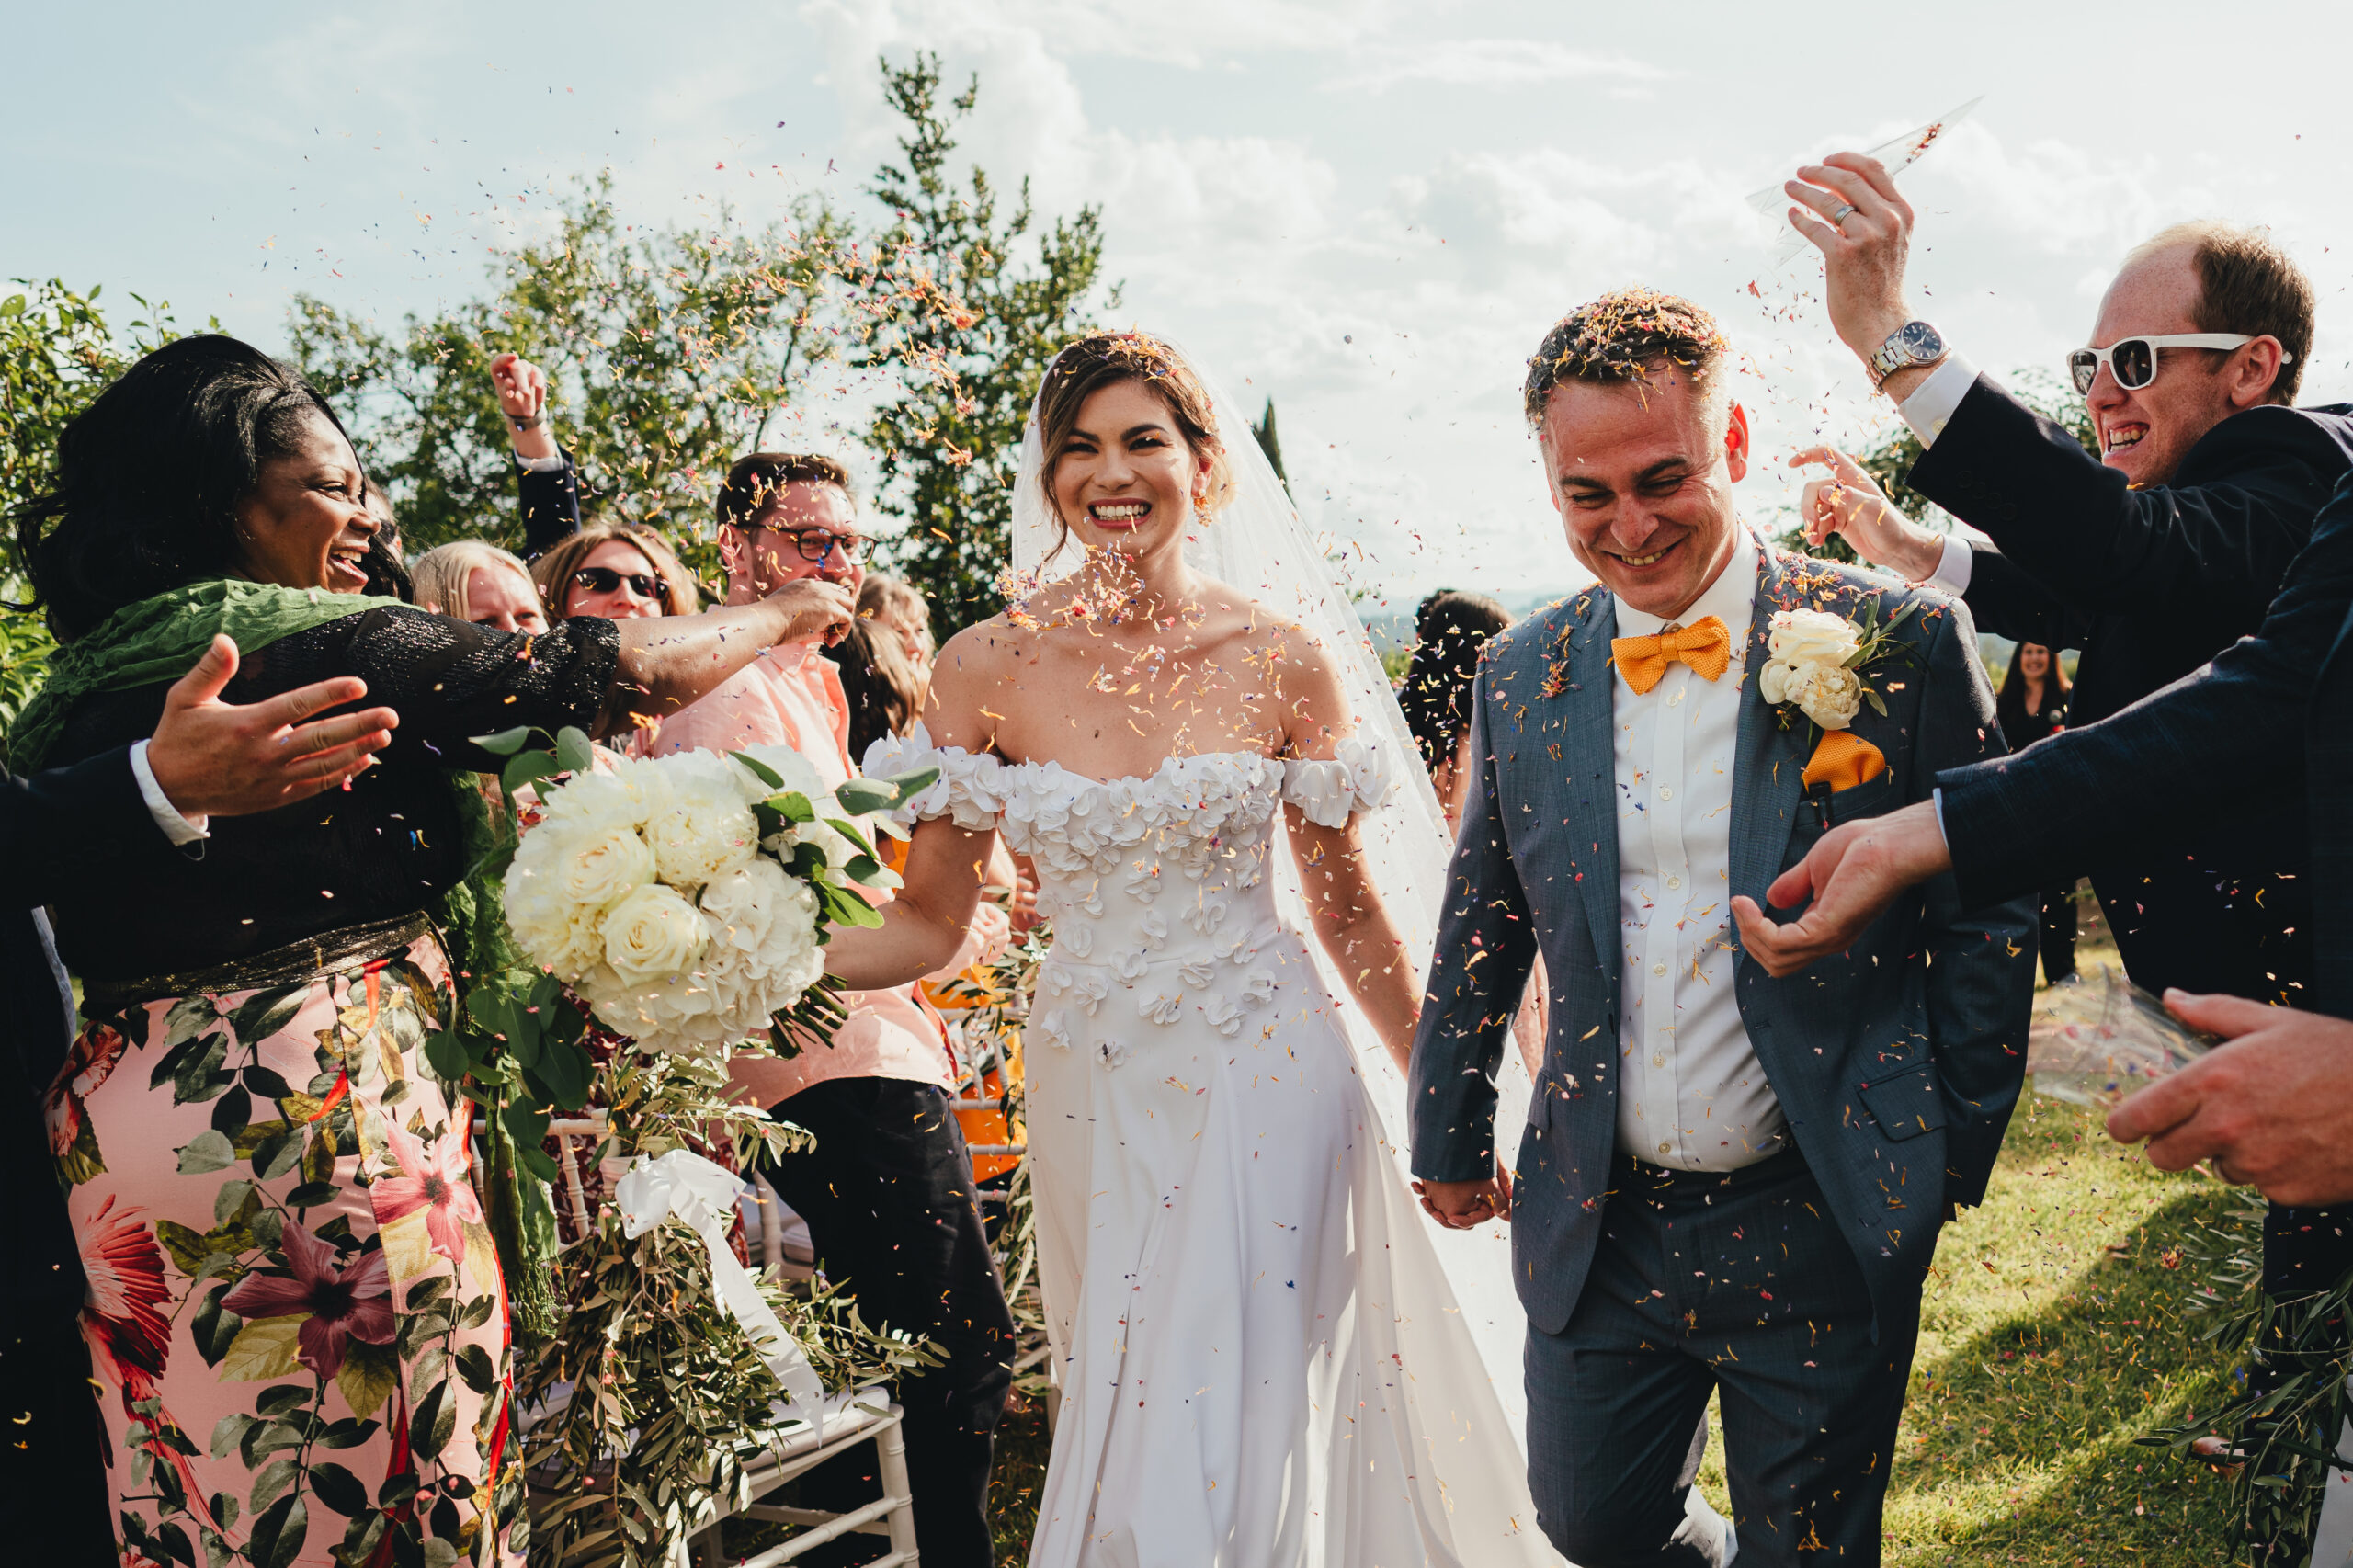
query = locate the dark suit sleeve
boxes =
[1911,376,2333,613]
[1937,470,2353,910]
[517,449,582,559]
[1904,596,2038,1209]
[1,746,173,905]
[1407,671,1538,1183]
[1958,547,2088,652]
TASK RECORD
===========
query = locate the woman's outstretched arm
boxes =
[599,578,852,732]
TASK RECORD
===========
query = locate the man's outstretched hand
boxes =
[146,635,400,819]
[1731,799,1951,975]
[1785,152,1941,404]
[2107,993,2353,1206]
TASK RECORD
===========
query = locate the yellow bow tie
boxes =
[1611,616,1732,696]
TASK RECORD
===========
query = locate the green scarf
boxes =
[13,578,563,1337]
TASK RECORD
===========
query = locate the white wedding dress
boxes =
[871,724,1555,1567]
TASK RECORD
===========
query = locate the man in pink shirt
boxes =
[657,452,1016,1567]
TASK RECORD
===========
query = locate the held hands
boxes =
[488,351,558,461]
[1789,447,1947,583]
[146,635,401,819]
[765,577,855,646]
[1414,1165,1514,1230]
[1783,153,1924,392]
[1730,799,1951,976]
[2107,994,2353,1206]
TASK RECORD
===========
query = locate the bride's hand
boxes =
[1415,1172,1509,1229]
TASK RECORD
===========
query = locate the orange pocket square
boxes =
[1802,730,1888,793]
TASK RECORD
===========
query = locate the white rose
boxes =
[600,882,710,983]
[642,751,760,889]
[699,859,825,1020]
[1793,664,1865,731]
[1766,608,1860,668]
[1756,657,1800,707]
[540,760,667,831]
[504,817,658,978]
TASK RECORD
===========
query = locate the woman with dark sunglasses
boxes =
[528,518,699,620]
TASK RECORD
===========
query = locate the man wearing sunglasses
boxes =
[1782,151,2353,1009]
[1779,147,2353,1416]
[655,451,1017,1568]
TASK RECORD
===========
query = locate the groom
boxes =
[1409,290,2036,1565]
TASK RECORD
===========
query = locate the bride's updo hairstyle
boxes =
[1033,331,1236,552]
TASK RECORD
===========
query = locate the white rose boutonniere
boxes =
[1757,597,1916,734]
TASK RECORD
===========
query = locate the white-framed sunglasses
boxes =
[2067,334,2289,396]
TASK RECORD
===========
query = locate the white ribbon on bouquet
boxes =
[614,1148,825,1428]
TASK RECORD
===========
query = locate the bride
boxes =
[829,331,1552,1566]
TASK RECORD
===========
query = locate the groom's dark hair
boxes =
[1522,290,1729,431]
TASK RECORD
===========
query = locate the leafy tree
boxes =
[858,53,1116,634]
[0,280,207,742]
[1251,399,1288,483]
[290,175,853,577]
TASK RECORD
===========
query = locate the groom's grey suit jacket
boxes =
[1408,547,2037,1338]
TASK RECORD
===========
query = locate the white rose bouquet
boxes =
[1756,598,1918,733]
[493,725,937,1060]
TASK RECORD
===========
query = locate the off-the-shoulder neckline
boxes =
[926,744,1290,788]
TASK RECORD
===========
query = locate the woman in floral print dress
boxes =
[23,335,853,1568]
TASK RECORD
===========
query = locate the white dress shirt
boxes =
[1611,527,1789,1170]
[1896,353,1981,594]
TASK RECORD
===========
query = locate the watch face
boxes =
[1898,321,1945,361]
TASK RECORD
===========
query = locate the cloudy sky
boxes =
[13,0,2352,610]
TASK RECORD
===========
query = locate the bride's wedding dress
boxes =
[872,724,1555,1567]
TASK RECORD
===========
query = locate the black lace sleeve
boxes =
[236,607,622,767]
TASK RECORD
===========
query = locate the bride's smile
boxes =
[1050,377,1211,558]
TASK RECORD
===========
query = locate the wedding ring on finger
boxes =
[1830,201,1859,226]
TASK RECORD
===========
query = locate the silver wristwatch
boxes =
[1867,320,1948,391]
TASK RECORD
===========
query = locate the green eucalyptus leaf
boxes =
[471,726,536,757]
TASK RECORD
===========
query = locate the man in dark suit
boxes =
[1736,470,2353,1202]
[1411,291,2036,1566]
[1782,172,2350,1003]
[4,638,396,1565]
[1776,145,2353,1327]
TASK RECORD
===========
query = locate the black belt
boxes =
[79,912,438,1018]
[1610,1142,1808,1194]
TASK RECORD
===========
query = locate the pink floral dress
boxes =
[47,936,517,1568]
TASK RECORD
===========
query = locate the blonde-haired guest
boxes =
[411,540,548,633]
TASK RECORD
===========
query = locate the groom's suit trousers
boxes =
[1526,1150,1916,1568]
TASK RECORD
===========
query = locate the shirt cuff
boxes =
[1931,786,1949,849]
[1897,352,1976,447]
[515,450,567,473]
[130,738,210,846]
[1927,534,1974,593]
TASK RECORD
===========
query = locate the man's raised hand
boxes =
[1731,799,1951,976]
[489,351,558,461]
[1789,447,1947,583]
[146,635,400,819]
[2106,993,2353,1206]
[1784,153,1928,394]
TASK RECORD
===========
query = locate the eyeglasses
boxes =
[572,565,661,600]
[767,528,870,563]
[2066,334,2287,396]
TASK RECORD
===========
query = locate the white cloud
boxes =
[1328,39,1675,93]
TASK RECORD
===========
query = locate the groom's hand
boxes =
[2106,992,2353,1205]
[1732,800,1951,975]
[1415,1169,1511,1229]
